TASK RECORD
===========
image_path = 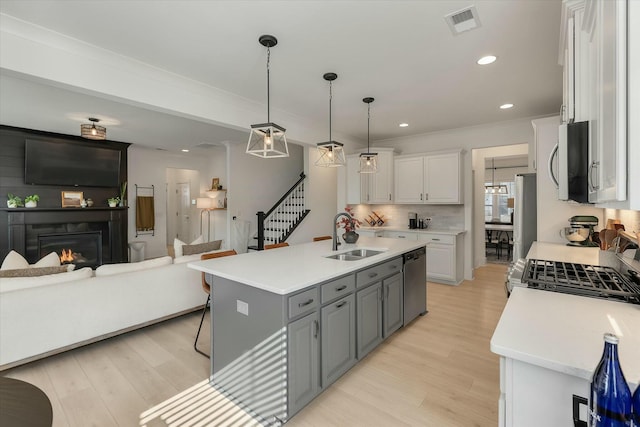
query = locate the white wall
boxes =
[227,142,304,248]
[127,146,224,259]
[286,147,338,244]
[166,167,200,243]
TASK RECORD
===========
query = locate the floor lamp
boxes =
[197,197,216,242]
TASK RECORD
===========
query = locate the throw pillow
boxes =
[173,236,204,258]
[0,265,69,278]
[1,251,30,270]
[182,240,222,256]
[33,251,61,268]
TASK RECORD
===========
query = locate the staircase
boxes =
[249,172,310,251]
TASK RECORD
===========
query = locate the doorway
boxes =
[166,168,200,245]
[472,145,529,267]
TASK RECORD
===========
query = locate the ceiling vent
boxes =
[445,5,481,35]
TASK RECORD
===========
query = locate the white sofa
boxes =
[0,253,214,370]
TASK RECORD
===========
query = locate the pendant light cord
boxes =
[329,80,333,141]
[367,103,371,152]
[266,46,271,123]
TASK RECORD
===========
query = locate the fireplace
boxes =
[38,231,103,269]
[4,207,128,267]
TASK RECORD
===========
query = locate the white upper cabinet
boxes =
[560,0,627,204]
[394,151,463,205]
[394,157,424,203]
[586,0,627,203]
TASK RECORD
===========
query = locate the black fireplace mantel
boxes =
[2,207,128,264]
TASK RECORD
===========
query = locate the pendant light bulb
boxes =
[246,35,289,158]
[359,97,378,173]
[315,72,346,167]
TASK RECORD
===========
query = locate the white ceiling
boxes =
[0,0,563,152]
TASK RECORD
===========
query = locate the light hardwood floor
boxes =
[3,264,507,426]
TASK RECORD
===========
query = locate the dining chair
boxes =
[313,235,332,242]
[264,242,289,249]
[195,249,237,358]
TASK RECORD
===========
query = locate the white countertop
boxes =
[492,241,640,387]
[491,287,640,387]
[358,226,466,236]
[188,237,425,295]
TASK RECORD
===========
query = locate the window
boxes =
[485,181,515,222]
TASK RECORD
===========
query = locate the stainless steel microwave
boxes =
[551,121,591,204]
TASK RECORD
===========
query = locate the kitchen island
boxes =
[188,237,426,425]
[491,242,640,427]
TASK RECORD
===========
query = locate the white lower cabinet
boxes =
[382,231,418,240]
[418,233,463,285]
[500,357,589,427]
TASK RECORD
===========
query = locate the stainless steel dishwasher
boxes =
[403,246,427,325]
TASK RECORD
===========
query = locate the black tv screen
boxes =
[25,139,121,187]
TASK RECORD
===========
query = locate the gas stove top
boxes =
[521,259,640,304]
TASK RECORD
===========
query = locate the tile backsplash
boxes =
[347,204,465,230]
[604,209,640,234]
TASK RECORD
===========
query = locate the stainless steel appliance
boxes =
[555,121,590,203]
[507,258,640,305]
[403,246,427,324]
[512,173,537,260]
[561,215,599,247]
[408,212,417,229]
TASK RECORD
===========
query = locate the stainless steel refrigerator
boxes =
[512,173,537,260]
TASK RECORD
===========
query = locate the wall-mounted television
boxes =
[25,139,121,187]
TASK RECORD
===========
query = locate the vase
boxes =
[109,202,117,208]
[342,231,359,244]
[7,201,17,208]
[25,201,37,208]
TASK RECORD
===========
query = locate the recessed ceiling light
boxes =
[500,103,514,109]
[181,149,190,152]
[477,55,497,65]
[399,123,409,128]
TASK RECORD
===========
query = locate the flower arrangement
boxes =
[337,206,361,233]
[107,197,120,206]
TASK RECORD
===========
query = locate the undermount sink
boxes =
[325,248,384,261]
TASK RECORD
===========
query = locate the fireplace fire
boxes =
[37,231,103,269]
[59,249,88,264]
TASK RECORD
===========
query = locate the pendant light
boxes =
[246,34,289,158]
[485,157,508,194]
[81,117,106,140]
[315,72,346,167]
[359,97,378,173]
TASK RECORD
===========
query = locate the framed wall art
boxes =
[61,191,83,208]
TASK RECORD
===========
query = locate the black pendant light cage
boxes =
[359,97,378,173]
[485,157,509,194]
[81,117,107,140]
[316,72,346,167]
[246,35,289,158]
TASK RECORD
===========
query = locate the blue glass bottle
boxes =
[632,384,640,427]
[590,333,632,427]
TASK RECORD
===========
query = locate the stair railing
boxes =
[257,172,306,250]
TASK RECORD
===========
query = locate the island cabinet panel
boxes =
[211,276,288,425]
[288,312,320,417]
[321,294,356,387]
[383,273,403,337]
[208,255,408,424]
[356,282,383,359]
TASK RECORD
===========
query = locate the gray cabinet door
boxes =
[288,311,320,417]
[356,282,382,359]
[321,293,356,387]
[383,273,404,338]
